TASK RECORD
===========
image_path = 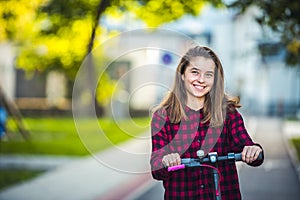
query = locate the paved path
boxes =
[239,118,300,199]
[136,117,300,199]
[0,155,79,170]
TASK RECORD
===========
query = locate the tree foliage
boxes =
[15,0,101,80]
[0,0,45,42]
[126,0,223,27]
[227,0,300,66]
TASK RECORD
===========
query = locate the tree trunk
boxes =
[0,85,30,140]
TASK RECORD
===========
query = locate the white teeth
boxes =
[194,85,204,90]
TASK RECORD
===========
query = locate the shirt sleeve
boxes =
[150,109,173,180]
[228,109,264,167]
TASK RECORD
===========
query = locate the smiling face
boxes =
[181,56,215,109]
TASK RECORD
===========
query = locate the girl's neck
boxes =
[186,97,204,111]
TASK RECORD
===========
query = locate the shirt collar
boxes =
[184,105,203,114]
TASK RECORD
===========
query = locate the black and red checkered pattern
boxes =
[150,106,263,200]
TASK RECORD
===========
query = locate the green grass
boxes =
[0,117,150,156]
[286,119,300,161]
[291,138,300,161]
[0,169,44,190]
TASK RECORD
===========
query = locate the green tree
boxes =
[0,0,115,105]
[0,0,45,42]
[16,0,102,80]
[227,0,300,66]
[125,0,222,27]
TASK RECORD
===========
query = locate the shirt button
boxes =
[200,184,205,189]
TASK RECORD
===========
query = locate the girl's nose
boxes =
[198,74,205,83]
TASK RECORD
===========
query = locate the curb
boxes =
[123,177,158,200]
[95,173,151,200]
[281,121,300,182]
[95,172,155,200]
[0,155,79,170]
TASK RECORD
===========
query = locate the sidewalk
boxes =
[0,155,79,170]
[238,117,300,199]
[0,131,155,200]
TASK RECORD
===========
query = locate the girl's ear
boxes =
[181,74,185,80]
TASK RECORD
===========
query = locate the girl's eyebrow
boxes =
[190,67,214,74]
[190,67,200,71]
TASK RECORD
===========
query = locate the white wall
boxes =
[0,43,15,100]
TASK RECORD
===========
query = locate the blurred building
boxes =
[101,5,300,118]
[0,43,70,115]
[0,43,15,100]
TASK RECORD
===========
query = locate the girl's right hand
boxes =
[162,153,181,167]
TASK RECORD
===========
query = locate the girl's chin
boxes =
[192,93,207,98]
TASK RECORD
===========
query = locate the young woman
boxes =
[150,46,264,199]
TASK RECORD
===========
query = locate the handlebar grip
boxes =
[257,152,263,160]
[168,164,185,172]
[235,153,242,161]
[235,152,263,161]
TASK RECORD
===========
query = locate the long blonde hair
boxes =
[157,46,240,126]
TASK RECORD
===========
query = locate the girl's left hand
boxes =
[241,145,263,163]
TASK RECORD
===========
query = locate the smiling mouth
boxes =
[193,84,205,90]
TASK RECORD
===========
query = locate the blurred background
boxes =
[0,0,300,200]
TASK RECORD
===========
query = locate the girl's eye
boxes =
[205,73,213,78]
[191,70,199,75]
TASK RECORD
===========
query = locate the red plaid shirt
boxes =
[150,106,263,200]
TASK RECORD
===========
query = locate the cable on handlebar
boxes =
[201,164,221,197]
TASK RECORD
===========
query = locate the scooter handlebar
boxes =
[167,152,263,172]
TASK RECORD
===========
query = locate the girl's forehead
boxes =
[187,56,215,71]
